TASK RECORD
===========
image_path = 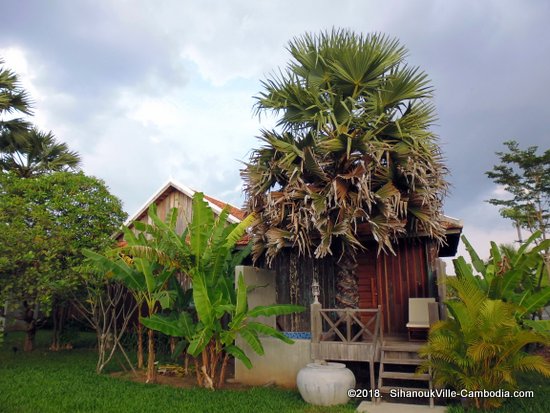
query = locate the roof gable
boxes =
[114,179,244,240]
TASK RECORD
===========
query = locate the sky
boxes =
[1,0,549,265]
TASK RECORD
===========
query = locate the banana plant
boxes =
[82,249,175,383]
[454,232,550,329]
[143,271,303,388]
[139,192,304,388]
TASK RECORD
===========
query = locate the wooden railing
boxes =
[310,304,382,392]
[311,304,382,344]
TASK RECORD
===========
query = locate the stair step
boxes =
[379,386,430,394]
[380,372,430,380]
[381,344,422,352]
[382,358,423,365]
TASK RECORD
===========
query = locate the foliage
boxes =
[454,232,550,327]
[0,127,81,177]
[0,58,32,144]
[0,172,126,349]
[419,241,550,410]
[83,248,175,382]
[486,140,549,242]
[73,271,137,374]
[133,193,304,388]
[241,29,448,307]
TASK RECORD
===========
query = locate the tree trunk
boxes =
[51,304,60,351]
[24,322,36,352]
[335,248,359,308]
[50,303,68,351]
[170,336,176,355]
[23,301,39,352]
[146,328,156,383]
[137,321,144,369]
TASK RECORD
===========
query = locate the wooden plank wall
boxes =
[132,187,194,234]
[267,251,337,332]
[372,239,429,335]
[267,238,431,335]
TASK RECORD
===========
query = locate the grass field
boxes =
[1,330,549,412]
[0,330,356,413]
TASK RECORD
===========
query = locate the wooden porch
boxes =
[310,304,429,363]
[310,304,433,405]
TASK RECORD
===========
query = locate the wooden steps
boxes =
[382,357,422,365]
[379,386,429,394]
[380,371,430,380]
[377,342,434,407]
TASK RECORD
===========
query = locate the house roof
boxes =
[117,179,462,256]
[237,214,463,255]
[114,179,244,239]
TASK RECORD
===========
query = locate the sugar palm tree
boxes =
[0,58,32,147]
[242,29,448,308]
[0,128,81,177]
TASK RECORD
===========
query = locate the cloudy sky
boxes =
[1,0,549,262]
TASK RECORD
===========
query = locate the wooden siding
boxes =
[266,252,337,332]
[266,238,433,335]
[128,187,194,236]
[371,239,429,335]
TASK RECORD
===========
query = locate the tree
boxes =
[419,273,550,410]
[0,172,126,350]
[0,128,81,177]
[0,58,32,146]
[242,29,448,308]
[83,249,175,383]
[487,140,549,240]
[133,193,303,389]
[455,233,550,327]
[74,271,137,374]
[486,140,550,278]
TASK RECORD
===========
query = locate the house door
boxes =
[357,250,378,309]
[357,250,378,329]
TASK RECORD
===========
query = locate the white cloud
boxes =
[491,184,511,198]
[2,0,549,231]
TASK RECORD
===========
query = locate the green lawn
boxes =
[0,331,356,413]
[2,331,549,413]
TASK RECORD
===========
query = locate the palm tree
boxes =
[0,58,33,148]
[241,29,448,308]
[419,271,550,409]
[0,128,81,177]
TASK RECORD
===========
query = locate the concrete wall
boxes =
[234,266,312,388]
[235,265,277,328]
[235,336,312,388]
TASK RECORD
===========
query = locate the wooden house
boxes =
[263,215,462,337]
[113,179,245,243]
[116,179,461,338]
[237,216,462,394]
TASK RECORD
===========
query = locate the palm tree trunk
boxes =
[335,248,359,308]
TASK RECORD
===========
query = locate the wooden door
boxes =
[357,250,378,309]
[357,250,378,329]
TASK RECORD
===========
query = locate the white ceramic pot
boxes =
[296,362,356,406]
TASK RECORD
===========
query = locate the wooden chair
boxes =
[406,298,437,341]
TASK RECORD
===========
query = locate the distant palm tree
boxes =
[0,128,81,177]
[0,58,33,148]
[242,29,448,308]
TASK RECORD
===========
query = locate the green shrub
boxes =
[419,255,550,409]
